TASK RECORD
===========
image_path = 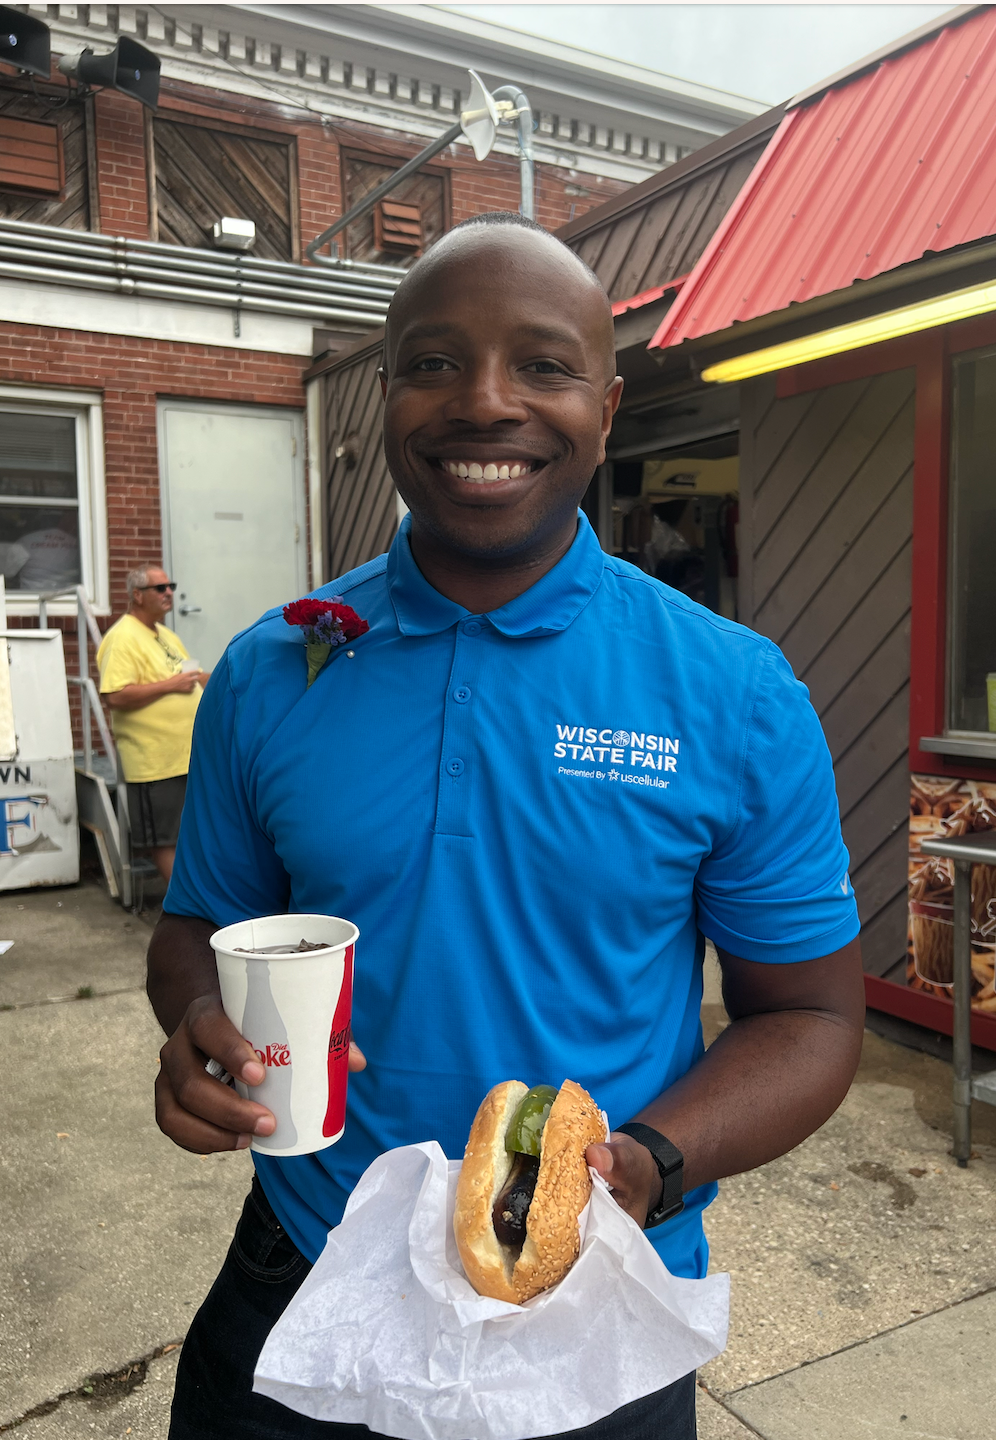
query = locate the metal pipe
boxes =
[306,119,464,261]
[953,857,973,1166]
[0,242,399,302]
[0,218,402,322]
[0,216,406,281]
[0,259,389,325]
[492,85,534,220]
[81,675,93,775]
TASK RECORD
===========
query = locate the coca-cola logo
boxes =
[254,1043,291,1067]
[328,1025,350,1056]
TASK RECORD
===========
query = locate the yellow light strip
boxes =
[699,278,996,383]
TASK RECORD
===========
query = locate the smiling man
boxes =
[150,215,864,1440]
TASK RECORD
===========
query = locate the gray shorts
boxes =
[127,773,187,849]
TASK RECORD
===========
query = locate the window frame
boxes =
[0,384,108,617]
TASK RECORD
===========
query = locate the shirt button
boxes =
[446,758,465,777]
[453,686,471,703]
[463,620,482,636]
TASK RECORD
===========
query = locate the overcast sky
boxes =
[444,4,953,103]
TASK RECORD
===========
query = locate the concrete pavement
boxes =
[0,877,250,1435]
[2,882,995,1438]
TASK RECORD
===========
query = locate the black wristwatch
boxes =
[616,1122,685,1228]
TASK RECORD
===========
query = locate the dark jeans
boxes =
[170,1178,697,1440]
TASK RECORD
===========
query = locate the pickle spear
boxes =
[504,1084,558,1157]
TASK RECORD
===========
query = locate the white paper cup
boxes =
[210,914,359,1157]
[179,658,202,674]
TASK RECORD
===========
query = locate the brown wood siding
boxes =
[152,117,294,260]
[568,137,769,303]
[0,84,89,228]
[739,370,915,977]
[341,150,447,267]
[319,335,398,580]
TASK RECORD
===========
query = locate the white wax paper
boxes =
[254,1142,729,1440]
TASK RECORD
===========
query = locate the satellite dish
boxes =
[459,69,499,162]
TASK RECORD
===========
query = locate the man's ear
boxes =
[597,376,624,464]
[377,367,388,400]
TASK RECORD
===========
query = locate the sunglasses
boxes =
[138,582,177,593]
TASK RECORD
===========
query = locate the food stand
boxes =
[561,4,996,1051]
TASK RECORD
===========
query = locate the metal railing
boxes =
[38,585,115,775]
[37,586,133,907]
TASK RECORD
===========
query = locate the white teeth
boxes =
[440,460,533,482]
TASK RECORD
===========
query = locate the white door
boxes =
[159,401,306,670]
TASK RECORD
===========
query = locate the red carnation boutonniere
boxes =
[282,596,369,688]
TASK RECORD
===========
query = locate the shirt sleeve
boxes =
[98,630,140,693]
[164,649,291,924]
[695,641,861,963]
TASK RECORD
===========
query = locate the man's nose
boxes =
[444,357,530,428]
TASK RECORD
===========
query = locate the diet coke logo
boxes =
[254,1042,291,1067]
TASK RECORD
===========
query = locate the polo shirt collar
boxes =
[387,512,605,638]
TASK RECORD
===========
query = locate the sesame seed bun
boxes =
[453,1078,606,1304]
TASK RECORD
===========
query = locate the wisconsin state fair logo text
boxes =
[554,725,678,790]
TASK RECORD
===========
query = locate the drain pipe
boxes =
[492,84,534,220]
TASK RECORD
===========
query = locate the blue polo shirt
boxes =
[166,512,859,1279]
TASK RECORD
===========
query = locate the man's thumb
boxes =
[586,1141,614,1178]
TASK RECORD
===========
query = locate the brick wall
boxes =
[149,82,627,251]
[93,90,150,238]
[0,322,305,613]
[0,322,306,748]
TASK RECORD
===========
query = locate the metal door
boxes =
[158,401,306,670]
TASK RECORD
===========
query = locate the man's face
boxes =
[133,568,174,621]
[381,229,622,562]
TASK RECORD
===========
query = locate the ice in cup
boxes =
[210,914,359,1157]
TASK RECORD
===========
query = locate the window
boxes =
[948,347,996,734]
[0,388,107,614]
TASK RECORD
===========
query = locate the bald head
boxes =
[383,217,616,380]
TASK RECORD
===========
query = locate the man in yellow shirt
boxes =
[97,563,209,882]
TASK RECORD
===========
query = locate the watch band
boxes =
[616,1122,685,1228]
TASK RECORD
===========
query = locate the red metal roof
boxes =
[610,274,688,317]
[652,7,996,352]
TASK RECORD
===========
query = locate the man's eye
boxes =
[525,360,567,375]
[412,357,453,372]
